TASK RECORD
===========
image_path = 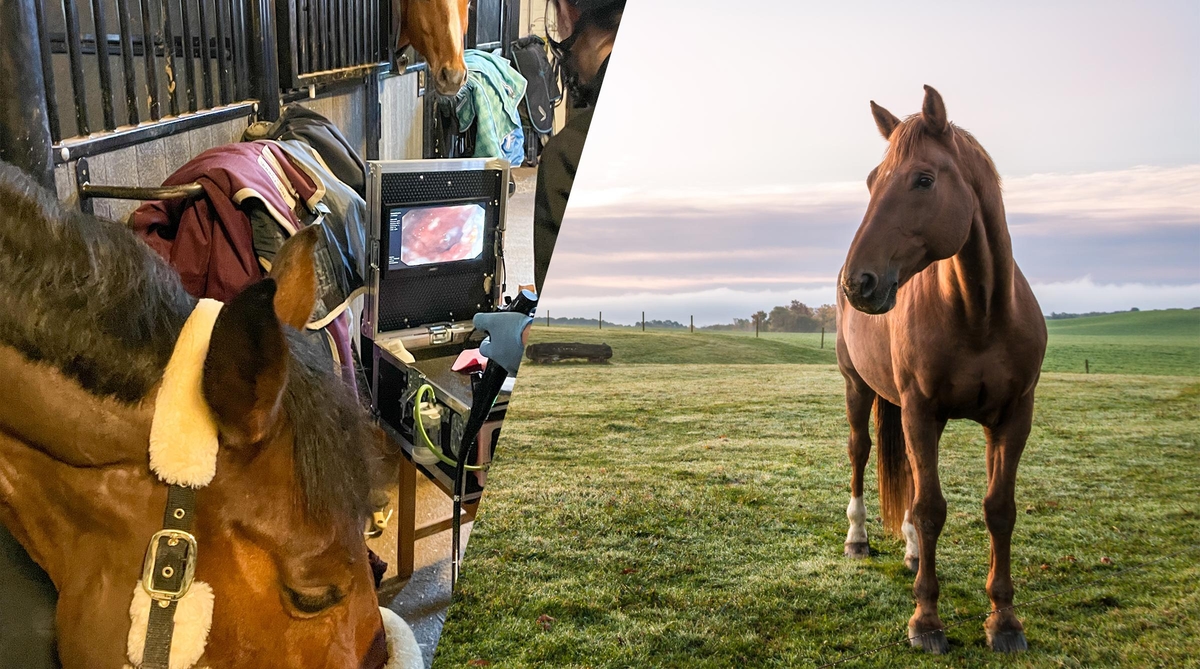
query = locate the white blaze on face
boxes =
[846,496,867,544]
[449,1,464,55]
[902,509,919,560]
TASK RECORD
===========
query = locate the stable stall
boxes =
[0,0,555,666]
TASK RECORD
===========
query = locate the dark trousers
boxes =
[0,522,59,668]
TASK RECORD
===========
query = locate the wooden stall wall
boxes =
[379,71,424,161]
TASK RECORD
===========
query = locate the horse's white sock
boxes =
[902,509,919,561]
[846,496,867,544]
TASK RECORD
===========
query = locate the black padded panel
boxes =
[381,169,496,205]
[378,271,490,331]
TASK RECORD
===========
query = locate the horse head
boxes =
[182,228,391,668]
[396,0,471,96]
[841,85,992,315]
[0,164,393,668]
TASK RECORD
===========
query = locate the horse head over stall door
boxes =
[394,0,472,96]
[0,164,406,669]
[835,86,1047,654]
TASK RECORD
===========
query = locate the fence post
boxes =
[599,311,602,330]
[755,318,759,338]
[642,311,645,332]
[690,315,693,333]
[546,310,549,327]
[821,327,825,349]
[1085,359,1089,374]
[0,0,56,190]
[246,0,281,121]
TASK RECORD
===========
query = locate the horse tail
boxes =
[875,397,912,537]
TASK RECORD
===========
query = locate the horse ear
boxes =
[203,280,289,447]
[921,84,949,135]
[870,101,901,140]
[270,226,319,330]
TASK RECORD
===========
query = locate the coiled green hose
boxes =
[413,384,484,471]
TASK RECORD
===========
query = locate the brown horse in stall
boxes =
[836,86,1047,654]
[394,0,471,96]
[0,164,397,668]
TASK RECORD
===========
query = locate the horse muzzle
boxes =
[432,66,466,96]
[842,268,899,315]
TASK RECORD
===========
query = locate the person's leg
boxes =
[0,522,60,668]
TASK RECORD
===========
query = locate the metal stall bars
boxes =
[277,0,387,89]
[37,0,258,159]
[14,0,393,207]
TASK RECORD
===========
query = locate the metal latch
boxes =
[141,529,198,601]
[429,324,453,345]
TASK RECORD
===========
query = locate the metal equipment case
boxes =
[363,158,513,583]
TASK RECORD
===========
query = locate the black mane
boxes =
[0,162,371,522]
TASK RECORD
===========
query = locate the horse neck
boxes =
[0,346,159,582]
[939,167,1015,327]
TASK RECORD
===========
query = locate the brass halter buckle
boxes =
[141,529,198,601]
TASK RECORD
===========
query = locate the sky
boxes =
[540,0,1200,325]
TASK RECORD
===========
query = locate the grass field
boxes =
[434,310,1200,668]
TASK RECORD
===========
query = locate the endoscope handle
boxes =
[505,288,538,316]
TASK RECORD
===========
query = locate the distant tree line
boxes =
[703,301,837,333]
[1047,308,1141,320]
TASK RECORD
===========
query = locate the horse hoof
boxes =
[904,555,919,573]
[844,541,871,558]
[908,625,948,654]
[987,628,1028,653]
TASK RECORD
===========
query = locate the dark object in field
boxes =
[526,342,613,364]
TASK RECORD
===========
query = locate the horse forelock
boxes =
[283,331,376,525]
[0,162,372,525]
[882,115,1001,194]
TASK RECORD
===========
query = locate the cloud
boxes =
[1026,277,1200,314]
[1002,165,1200,234]
[545,165,1200,309]
[568,165,1200,224]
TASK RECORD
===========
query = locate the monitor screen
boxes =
[387,202,487,269]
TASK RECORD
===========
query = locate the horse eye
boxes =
[284,584,344,615]
[915,174,935,190]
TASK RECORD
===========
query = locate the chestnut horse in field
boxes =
[394,0,470,96]
[0,164,392,668]
[836,86,1047,654]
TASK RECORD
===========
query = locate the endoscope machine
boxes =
[364,158,536,585]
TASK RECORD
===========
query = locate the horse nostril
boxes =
[437,67,466,91]
[858,272,879,299]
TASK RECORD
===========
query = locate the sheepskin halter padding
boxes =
[126,298,222,669]
[381,607,423,669]
[148,298,224,488]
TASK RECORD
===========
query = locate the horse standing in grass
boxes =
[394,0,471,96]
[836,86,1047,654]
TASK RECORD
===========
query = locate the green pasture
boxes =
[435,310,1200,668]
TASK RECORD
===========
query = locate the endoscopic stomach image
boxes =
[393,203,487,267]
